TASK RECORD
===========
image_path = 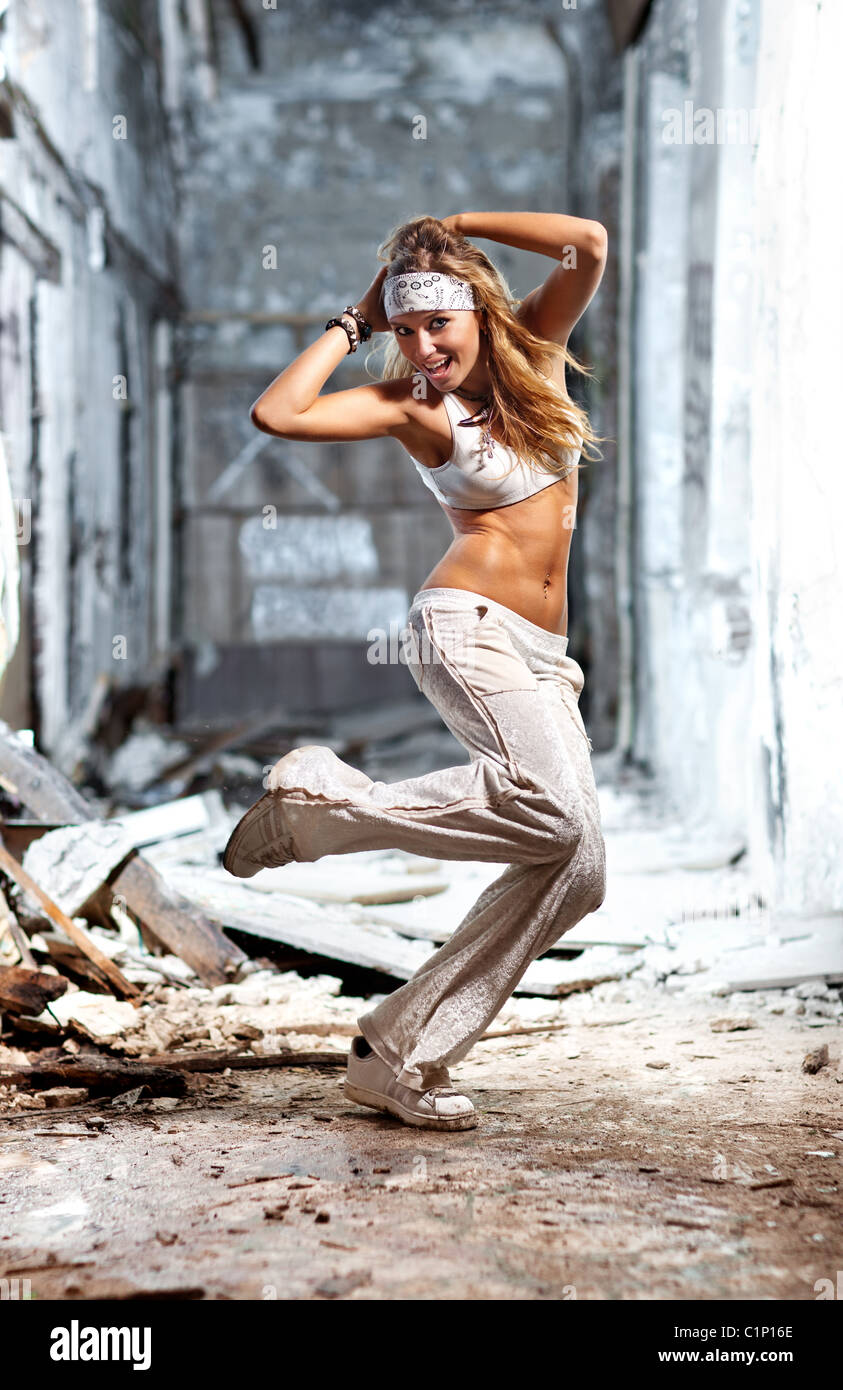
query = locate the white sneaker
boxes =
[344,1035,478,1131]
[222,746,318,878]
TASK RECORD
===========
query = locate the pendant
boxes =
[456,399,495,456]
[479,405,495,457]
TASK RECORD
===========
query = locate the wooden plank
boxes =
[30,932,118,994]
[0,886,37,967]
[134,1049,346,1072]
[0,721,93,821]
[215,858,449,906]
[108,853,248,985]
[159,865,432,978]
[0,965,68,1015]
[108,790,224,847]
[0,1057,188,1096]
[0,721,247,986]
[0,842,140,1001]
[157,864,636,997]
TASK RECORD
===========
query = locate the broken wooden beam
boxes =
[0,1056,188,1096]
[27,932,116,994]
[0,886,37,967]
[0,964,68,1016]
[107,852,247,985]
[0,720,247,986]
[0,842,140,1001]
[140,1049,348,1072]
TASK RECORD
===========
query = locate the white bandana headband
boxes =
[383,270,477,320]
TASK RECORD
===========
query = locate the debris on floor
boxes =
[1,718,841,1123]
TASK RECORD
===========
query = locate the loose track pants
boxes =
[270,587,607,1091]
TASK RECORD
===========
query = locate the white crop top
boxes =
[408,389,582,511]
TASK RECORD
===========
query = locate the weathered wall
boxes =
[621,0,842,918]
[622,0,757,843]
[0,0,623,749]
[746,0,843,914]
[0,0,179,761]
[173,0,622,734]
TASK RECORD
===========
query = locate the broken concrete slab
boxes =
[36,991,140,1040]
[152,865,640,997]
[661,918,843,994]
[0,842,140,1001]
[19,790,227,919]
[156,864,434,978]
[20,821,144,920]
[516,947,644,998]
[226,857,450,905]
[0,723,248,986]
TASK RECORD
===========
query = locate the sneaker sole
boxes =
[222,746,317,877]
[343,1079,478,1131]
[222,793,292,877]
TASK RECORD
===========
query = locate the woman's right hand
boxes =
[354,265,391,334]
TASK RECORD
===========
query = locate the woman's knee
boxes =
[575,825,607,914]
[585,842,607,914]
[522,781,586,861]
[547,815,607,913]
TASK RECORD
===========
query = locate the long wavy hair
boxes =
[364,215,601,477]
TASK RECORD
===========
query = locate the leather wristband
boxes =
[343,305,372,342]
[325,314,360,354]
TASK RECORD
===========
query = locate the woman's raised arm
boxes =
[444,210,607,348]
[249,266,407,441]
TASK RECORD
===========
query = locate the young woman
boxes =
[224,211,609,1131]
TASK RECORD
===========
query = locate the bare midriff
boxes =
[417,473,578,637]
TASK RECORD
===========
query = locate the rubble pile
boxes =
[1,720,841,1118]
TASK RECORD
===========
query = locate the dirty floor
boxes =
[1,986,840,1301]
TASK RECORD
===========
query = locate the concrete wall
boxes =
[621,0,843,918]
[173,0,622,734]
[0,0,624,749]
[0,0,179,762]
[622,0,758,843]
[747,0,843,914]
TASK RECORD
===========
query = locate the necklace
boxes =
[451,385,489,402]
[451,389,496,458]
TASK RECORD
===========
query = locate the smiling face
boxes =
[389,308,487,391]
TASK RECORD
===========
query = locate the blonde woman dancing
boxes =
[225,211,609,1131]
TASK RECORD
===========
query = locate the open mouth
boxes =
[424,356,452,380]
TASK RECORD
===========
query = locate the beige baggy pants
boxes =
[270,587,607,1092]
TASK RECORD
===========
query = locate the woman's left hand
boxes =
[355,265,391,334]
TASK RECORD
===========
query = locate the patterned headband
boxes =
[383,270,477,320]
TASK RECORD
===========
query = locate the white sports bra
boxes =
[408,389,581,511]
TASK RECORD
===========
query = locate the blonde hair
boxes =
[364,215,601,477]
